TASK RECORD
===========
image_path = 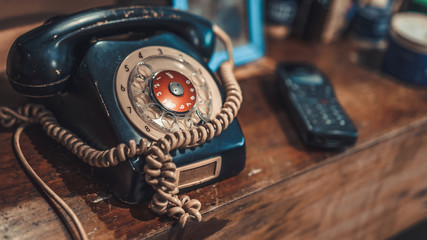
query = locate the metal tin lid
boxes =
[390,12,427,53]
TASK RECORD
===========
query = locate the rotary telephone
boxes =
[5,5,245,229]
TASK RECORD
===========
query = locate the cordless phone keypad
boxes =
[289,83,349,131]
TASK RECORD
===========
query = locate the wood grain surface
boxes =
[0,25,426,239]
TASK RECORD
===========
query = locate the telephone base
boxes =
[99,119,245,204]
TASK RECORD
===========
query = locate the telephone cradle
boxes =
[5,5,246,227]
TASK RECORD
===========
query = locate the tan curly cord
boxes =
[143,25,241,227]
[0,24,242,230]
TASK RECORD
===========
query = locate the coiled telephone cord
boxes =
[0,25,241,236]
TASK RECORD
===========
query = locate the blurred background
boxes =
[1,0,427,85]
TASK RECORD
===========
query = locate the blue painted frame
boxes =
[173,0,264,70]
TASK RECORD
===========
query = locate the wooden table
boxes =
[1,25,427,239]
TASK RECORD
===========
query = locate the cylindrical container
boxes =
[383,12,427,85]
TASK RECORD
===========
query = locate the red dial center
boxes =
[152,70,197,113]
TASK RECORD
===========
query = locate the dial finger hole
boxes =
[132,81,146,93]
[197,87,210,101]
[134,76,147,90]
[137,63,153,80]
[191,73,205,86]
[136,93,150,105]
[197,103,210,118]
[177,117,193,131]
[161,113,178,131]
[144,103,161,120]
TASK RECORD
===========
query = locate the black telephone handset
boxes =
[6,6,245,227]
[7,6,215,96]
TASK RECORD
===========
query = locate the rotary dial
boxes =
[115,46,222,140]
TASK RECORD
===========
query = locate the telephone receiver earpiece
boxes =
[6,6,216,97]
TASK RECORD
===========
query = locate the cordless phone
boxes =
[276,62,358,149]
